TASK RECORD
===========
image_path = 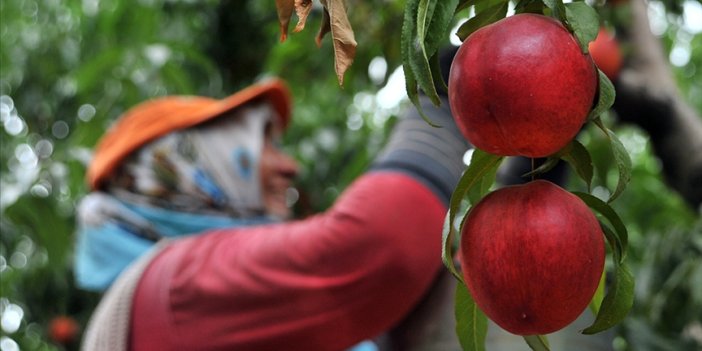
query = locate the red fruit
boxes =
[448,14,597,157]
[589,27,623,81]
[459,180,605,335]
[49,316,80,345]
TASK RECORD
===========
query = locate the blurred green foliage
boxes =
[0,0,700,350]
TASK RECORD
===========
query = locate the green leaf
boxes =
[402,0,440,127]
[582,263,635,334]
[455,282,488,351]
[564,1,599,53]
[413,0,459,106]
[456,0,476,13]
[442,150,504,283]
[541,0,566,21]
[474,0,507,12]
[588,69,617,121]
[442,214,464,282]
[523,335,551,351]
[559,140,594,191]
[521,156,560,179]
[514,0,547,15]
[429,51,448,94]
[456,1,509,41]
[592,118,632,203]
[403,0,458,124]
[409,0,439,104]
[424,0,460,57]
[589,270,607,315]
[467,154,499,205]
[602,224,625,266]
[573,191,629,262]
[417,0,438,55]
[521,140,593,190]
[401,66,428,125]
[573,188,632,331]
[425,0,459,94]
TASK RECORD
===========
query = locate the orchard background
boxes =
[1,0,701,350]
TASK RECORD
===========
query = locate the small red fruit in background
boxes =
[459,180,605,335]
[48,315,80,345]
[589,27,623,81]
[449,14,597,158]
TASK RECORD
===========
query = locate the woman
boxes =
[75,78,469,350]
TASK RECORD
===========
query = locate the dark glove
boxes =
[371,95,471,205]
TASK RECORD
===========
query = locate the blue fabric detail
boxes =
[74,222,155,291]
[192,168,228,206]
[74,201,275,292]
[348,340,379,351]
[232,146,254,181]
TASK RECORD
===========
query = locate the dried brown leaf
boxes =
[320,0,357,85]
[316,8,331,47]
[293,0,314,33]
[275,0,295,42]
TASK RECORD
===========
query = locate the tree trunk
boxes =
[612,0,702,210]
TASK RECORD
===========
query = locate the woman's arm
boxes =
[131,172,446,351]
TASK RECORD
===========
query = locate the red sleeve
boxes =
[130,172,446,351]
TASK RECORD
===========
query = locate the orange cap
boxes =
[87,79,291,190]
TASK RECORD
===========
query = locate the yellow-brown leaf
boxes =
[316,8,331,48]
[293,0,314,33]
[320,0,357,85]
[275,0,295,42]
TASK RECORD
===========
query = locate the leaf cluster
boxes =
[274,0,356,85]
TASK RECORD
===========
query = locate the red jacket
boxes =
[129,172,446,351]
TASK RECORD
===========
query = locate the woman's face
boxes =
[260,119,298,219]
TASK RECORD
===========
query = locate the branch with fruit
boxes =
[403,1,635,350]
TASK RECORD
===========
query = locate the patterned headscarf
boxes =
[104,102,273,217]
[74,101,279,291]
